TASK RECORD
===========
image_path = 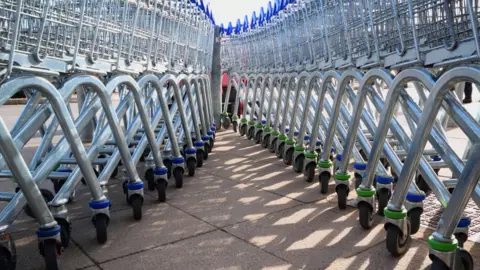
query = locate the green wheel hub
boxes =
[356,187,376,197]
[384,208,407,219]
[428,236,458,252]
[335,172,351,181]
[318,160,332,168]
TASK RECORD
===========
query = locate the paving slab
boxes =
[100,230,298,270]
[167,170,301,227]
[225,200,385,270]
[11,229,95,270]
[70,203,215,263]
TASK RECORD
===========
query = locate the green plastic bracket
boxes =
[294,146,305,151]
[428,236,458,252]
[232,115,239,121]
[248,121,255,125]
[240,118,248,123]
[279,134,287,141]
[335,172,351,181]
[263,127,272,133]
[255,123,263,128]
[317,160,332,168]
[305,152,317,159]
[384,208,407,219]
[356,187,376,197]
[271,131,280,136]
[286,139,295,145]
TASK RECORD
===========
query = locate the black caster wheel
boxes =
[55,218,71,248]
[458,248,474,270]
[283,147,294,165]
[156,178,167,202]
[223,117,231,129]
[254,131,262,144]
[0,246,15,270]
[319,172,330,194]
[164,159,173,179]
[354,173,362,189]
[358,202,374,229]
[304,162,315,183]
[448,188,455,194]
[25,189,54,219]
[415,175,431,195]
[41,239,60,270]
[233,122,238,133]
[455,233,468,248]
[174,168,184,188]
[111,166,119,178]
[130,194,143,221]
[145,168,155,191]
[209,138,214,150]
[430,256,450,270]
[261,134,270,148]
[239,125,246,136]
[377,188,391,216]
[386,221,411,256]
[293,154,304,173]
[247,127,254,140]
[276,142,284,159]
[196,150,204,167]
[336,184,349,210]
[187,158,196,177]
[268,137,277,153]
[93,214,108,244]
[53,179,66,194]
[407,207,423,234]
[359,149,368,161]
[203,145,209,160]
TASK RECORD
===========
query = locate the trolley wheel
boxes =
[53,179,67,194]
[187,158,196,177]
[283,147,294,165]
[25,189,54,219]
[304,162,316,183]
[386,221,411,257]
[458,248,474,270]
[430,256,449,270]
[209,138,214,150]
[239,125,246,136]
[55,218,71,248]
[247,127,254,140]
[254,131,262,144]
[145,168,155,191]
[261,134,270,148]
[203,145,209,160]
[174,168,184,188]
[222,117,231,130]
[156,178,167,202]
[354,173,362,189]
[319,172,330,194]
[448,188,455,194]
[93,214,108,244]
[336,184,349,210]
[196,150,204,167]
[407,207,423,234]
[42,239,59,270]
[293,154,304,173]
[276,142,284,159]
[455,233,468,248]
[164,159,173,179]
[359,149,368,161]
[0,245,16,270]
[377,188,391,216]
[233,122,238,133]
[358,202,374,229]
[130,194,143,221]
[111,166,119,178]
[268,137,277,153]
[415,175,431,195]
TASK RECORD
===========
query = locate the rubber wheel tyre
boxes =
[358,203,374,229]
[42,239,59,270]
[209,138,214,150]
[203,145,209,160]
[247,127,254,140]
[174,168,184,188]
[254,131,262,144]
[455,233,468,248]
[25,189,54,219]
[268,137,277,153]
[130,194,143,221]
[430,256,450,270]
[56,218,71,248]
[319,172,330,194]
[386,221,411,256]
[196,150,204,167]
[53,179,66,194]
[240,125,246,136]
[407,207,423,234]
[336,184,349,210]
[304,163,315,183]
[94,214,108,244]
[354,173,363,189]
[187,158,196,176]
[145,168,155,191]
[458,248,474,270]
[156,178,167,202]
[283,147,294,165]
[261,134,269,148]
[276,142,284,159]
[377,188,391,216]
[164,159,173,179]
[223,117,231,129]
[0,246,15,270]
[415,175,431,195]
[233,122,238,133]
[293,154,304,173]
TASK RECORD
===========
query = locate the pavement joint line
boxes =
[69,238,104,270]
